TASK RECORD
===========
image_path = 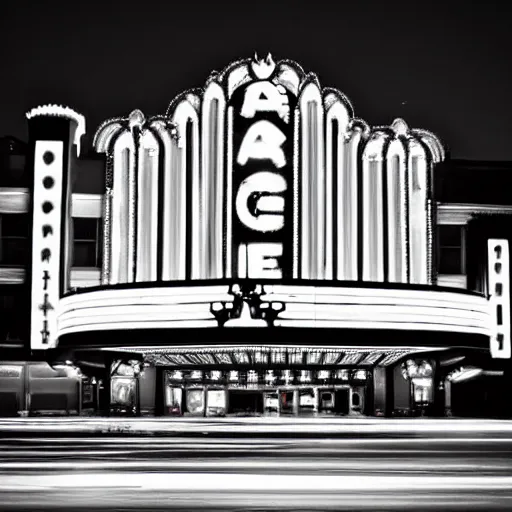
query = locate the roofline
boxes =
[440,158,512,170]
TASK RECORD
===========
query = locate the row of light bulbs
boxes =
[167,369,368,382]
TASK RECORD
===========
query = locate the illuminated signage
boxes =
[30,141,64,350]
[488,239,511,359]
[94,55,445,286]
[231,79,296,279]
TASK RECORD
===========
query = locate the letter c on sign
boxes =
[236,171,286,233]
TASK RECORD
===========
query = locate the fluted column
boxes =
[299,80,327,279]
[362,133,387,282]
[385,138,408,283]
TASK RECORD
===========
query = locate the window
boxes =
[72,218,101,267]
[438,225,465,275]
[0,292,29,340]
[0,214,29,266]
[0,153,26,187]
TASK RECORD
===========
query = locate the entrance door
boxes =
[334,389,350,415]
[228,390,263,416]
[279,391,294,415]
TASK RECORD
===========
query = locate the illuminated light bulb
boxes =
[283,370,293,384]
[247,370,258,383]
[265,370,275,383]
[300,370,311,383]
[337,370,349,380]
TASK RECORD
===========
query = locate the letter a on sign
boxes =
[241,82,290,122]
[237,121,287,169]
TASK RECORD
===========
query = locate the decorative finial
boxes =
[391,118,409,136]
[251,52,276,79]
[128,109,145,130]
[25,104,86,156]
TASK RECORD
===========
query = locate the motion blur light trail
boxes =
[0,418,512,510]
[2,417,512,435]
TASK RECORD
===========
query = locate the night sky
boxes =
[1,0,511,160]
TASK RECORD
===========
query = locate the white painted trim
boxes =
[437,203,512,225]
[54,284,491,344]
[0,188,103,218]
[57,286,235,337]
[69,268,102,289]
[436,274,467,289]
[71,194,103,218]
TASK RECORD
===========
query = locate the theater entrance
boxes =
[334,388,350,415]
[228,390,264,416]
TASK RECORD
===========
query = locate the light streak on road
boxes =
[2,472,512,491]
[0,419,512,510]
[2,417,512,435]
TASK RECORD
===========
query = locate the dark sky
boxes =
[1,0,511,160]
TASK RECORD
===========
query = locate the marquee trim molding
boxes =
[56,282,491,340]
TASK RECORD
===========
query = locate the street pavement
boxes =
[0,417,512,510]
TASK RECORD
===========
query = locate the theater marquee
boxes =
[94,53,445,287]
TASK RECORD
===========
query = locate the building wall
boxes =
[0,362,82,416]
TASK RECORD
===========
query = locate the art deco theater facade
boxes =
[0,54,510,418]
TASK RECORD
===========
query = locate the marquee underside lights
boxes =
[56,283,492,340]
[93,54,445,288]
[111,345,437,369]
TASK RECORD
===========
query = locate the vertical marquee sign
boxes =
[26,106,85,350]
[230,64,297,279]
[488,239,511,359]
[30,140,64,348]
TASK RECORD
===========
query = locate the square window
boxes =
[438,225,463,247]
[437,225,465,275]
[0,214,29,266]
[72,218,101,268]
[438,247,462,274]
[73,218,98,240]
